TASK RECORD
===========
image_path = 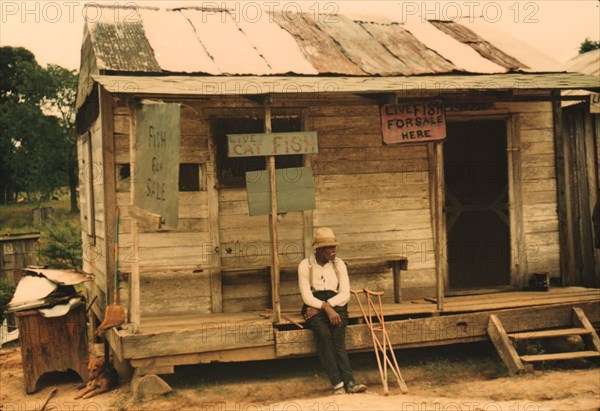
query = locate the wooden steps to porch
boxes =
[488,307,600,374]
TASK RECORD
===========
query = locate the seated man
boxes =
[298,227,367,395]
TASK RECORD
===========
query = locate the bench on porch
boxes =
[219,255,409,318]
[275,254,409,299]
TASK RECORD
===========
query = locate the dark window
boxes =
[179,163,200,192]
[212,116,303,188]
[116,164,131,192]
[116,163,200,192]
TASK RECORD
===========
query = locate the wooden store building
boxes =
[75,5,600,386]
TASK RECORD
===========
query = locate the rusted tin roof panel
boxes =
[460,18,564,73]
[270,12,366,75]
[402,18,505,73]
[307,13,412,75]
[235,13,318,75]
[430,21,528,71]
[89,21,161,72]
[359,21,456,75]
[138,8,219,74]
[182,9,272,75]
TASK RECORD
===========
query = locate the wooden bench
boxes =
[275,255,409,303]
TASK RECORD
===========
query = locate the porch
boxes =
[107,287,600,375]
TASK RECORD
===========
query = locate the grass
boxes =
[1,190,82,269]
[0,191,74,236]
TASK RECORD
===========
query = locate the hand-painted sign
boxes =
[381,100,446,144]
[227,131,318,157]
[134,102,181,229]
[246,167,315,216]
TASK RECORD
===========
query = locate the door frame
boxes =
[439,113,526,295]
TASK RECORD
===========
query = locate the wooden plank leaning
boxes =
[351,288,408,395]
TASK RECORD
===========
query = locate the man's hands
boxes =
[321,301,341,326]
[304,302,342,327]
[304,307,320,321]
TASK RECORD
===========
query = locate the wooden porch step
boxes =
[487,307,600,375]
[508,327,592,340]
[520,351,600,362]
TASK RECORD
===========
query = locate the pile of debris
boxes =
[5,266,92,318]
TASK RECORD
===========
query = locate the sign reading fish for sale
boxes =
[381,100,446,144]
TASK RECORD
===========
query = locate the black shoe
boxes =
[346,382,367,394]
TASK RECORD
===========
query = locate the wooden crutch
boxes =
[352,288,408,395]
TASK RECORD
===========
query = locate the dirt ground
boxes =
[1,343,599,411]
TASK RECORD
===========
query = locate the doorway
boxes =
[444,120,511,290]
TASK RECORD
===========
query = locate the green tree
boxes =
[0,46,78,208]
[44,64,79,212]
[579,38,600,54]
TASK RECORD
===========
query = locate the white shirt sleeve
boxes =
[327,259,350,307]
[298,258,325,309]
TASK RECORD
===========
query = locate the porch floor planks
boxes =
[438,287,594,304]
[439,288,600,313]
[133,287,599,332]
[119,288,599,362]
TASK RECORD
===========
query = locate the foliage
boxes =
[0,47,47,104]
[0,191,70,236]
[44,64,79,213]
[0,46,78,210]
[37,214,82,269]
[0,278,16,325]
[579,38,600,54]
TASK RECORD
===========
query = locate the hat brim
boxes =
[313,241,338,249]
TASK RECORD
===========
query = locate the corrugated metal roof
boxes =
[429,21,527,71]
[92,73,600,96]
[82,5,564,76]
[562,49,600,107]
[567,49,600,77]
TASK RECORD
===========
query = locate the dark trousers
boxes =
[305,292,355,387]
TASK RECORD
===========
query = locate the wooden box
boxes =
[16,304,88,393]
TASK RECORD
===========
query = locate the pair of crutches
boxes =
[351,288,408,395]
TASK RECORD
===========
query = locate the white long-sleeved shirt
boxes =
[298,256,350,309]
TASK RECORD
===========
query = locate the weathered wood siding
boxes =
[310,104,435,302]
[0,235,39,283]
[113,100,213,318]
[502,101,561,277]
[100,94,565,320]
[79,117,108,295]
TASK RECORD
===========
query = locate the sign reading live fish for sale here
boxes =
[381,100,446,144]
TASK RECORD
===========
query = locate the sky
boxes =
[0,0,599,71]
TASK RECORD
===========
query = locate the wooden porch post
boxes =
[552,91,573,284]
[128,104,141,328]
[265,99,281,323]
[434,142,446,311]
[429,141,446,311]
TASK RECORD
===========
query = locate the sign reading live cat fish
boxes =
[227,131,318,157]
[381,100,446,144]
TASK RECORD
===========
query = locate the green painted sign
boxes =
[246,167,315,216]
[134,102,181,229]
[227,131,318,157]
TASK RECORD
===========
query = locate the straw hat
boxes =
[312,227,338,249]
